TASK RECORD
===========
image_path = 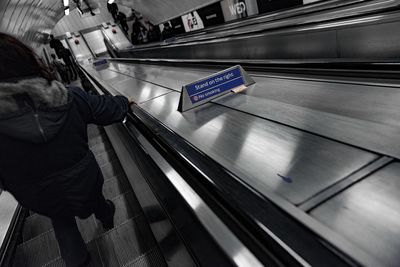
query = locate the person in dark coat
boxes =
[59,47,77,81]
[161,22,175,41]
[107,2,118,22]
[137,26,149,44]
[0,33,133,267]
[49,34,64,59]
[50,53,70,84]
[116,11,129,34]
[147,23,161,43]
[130,17,142,45]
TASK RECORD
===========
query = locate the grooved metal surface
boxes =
[13,230,60,267]
[103,174,132,199]
[125,248,166,267]
[22,214,52,242]
[101,160,124,180]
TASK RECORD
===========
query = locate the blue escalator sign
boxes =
[178,65,255,112]
[186,67,244,104]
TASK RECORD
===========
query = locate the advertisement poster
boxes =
[220,0,259,21]
[170,17,186,34]
[197,2,225,28]
[182,11,205,32]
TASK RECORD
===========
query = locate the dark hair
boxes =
[0,33,54,82]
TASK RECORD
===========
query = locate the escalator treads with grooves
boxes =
[13,125,166,267]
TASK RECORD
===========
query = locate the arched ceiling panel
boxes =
[52,3,113,37]
[0,0,221,49]
[0,0,64,49]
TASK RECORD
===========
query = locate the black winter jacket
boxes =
[0,79,129,218]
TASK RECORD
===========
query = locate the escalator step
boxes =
[76,215,102,243]
[13,230,59,267]
[22,175,132,243]
[96,148,118,167]
[41,239,102,267]
[125,248,166,267]
[111,191,142,227]
[95,217,164,266]
[23,214,52,242]
[87,130,105,140]
[15,212,152,266]
[91,140,112,156]
[101,160,124,181]
[110,217,157,264]
[87,126,105,139]
[22,186,136,244]
[76,190,141,243]
[38,217,165,267]
[89,134,109,148]
[103,174,131,199]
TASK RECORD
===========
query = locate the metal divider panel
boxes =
[83,30,108,55]
[213,76,400,159]
[138,91,377,205]
[310,162,400,267]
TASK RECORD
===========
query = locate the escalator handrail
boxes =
[105,57,400,80]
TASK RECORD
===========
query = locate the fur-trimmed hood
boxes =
[0,78,71,143]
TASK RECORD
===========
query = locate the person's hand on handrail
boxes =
[128,97,136,106]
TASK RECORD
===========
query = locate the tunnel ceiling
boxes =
[0,0,64,48]
[0,0,220,48]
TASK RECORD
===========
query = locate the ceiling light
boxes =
[63,0,69,7]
